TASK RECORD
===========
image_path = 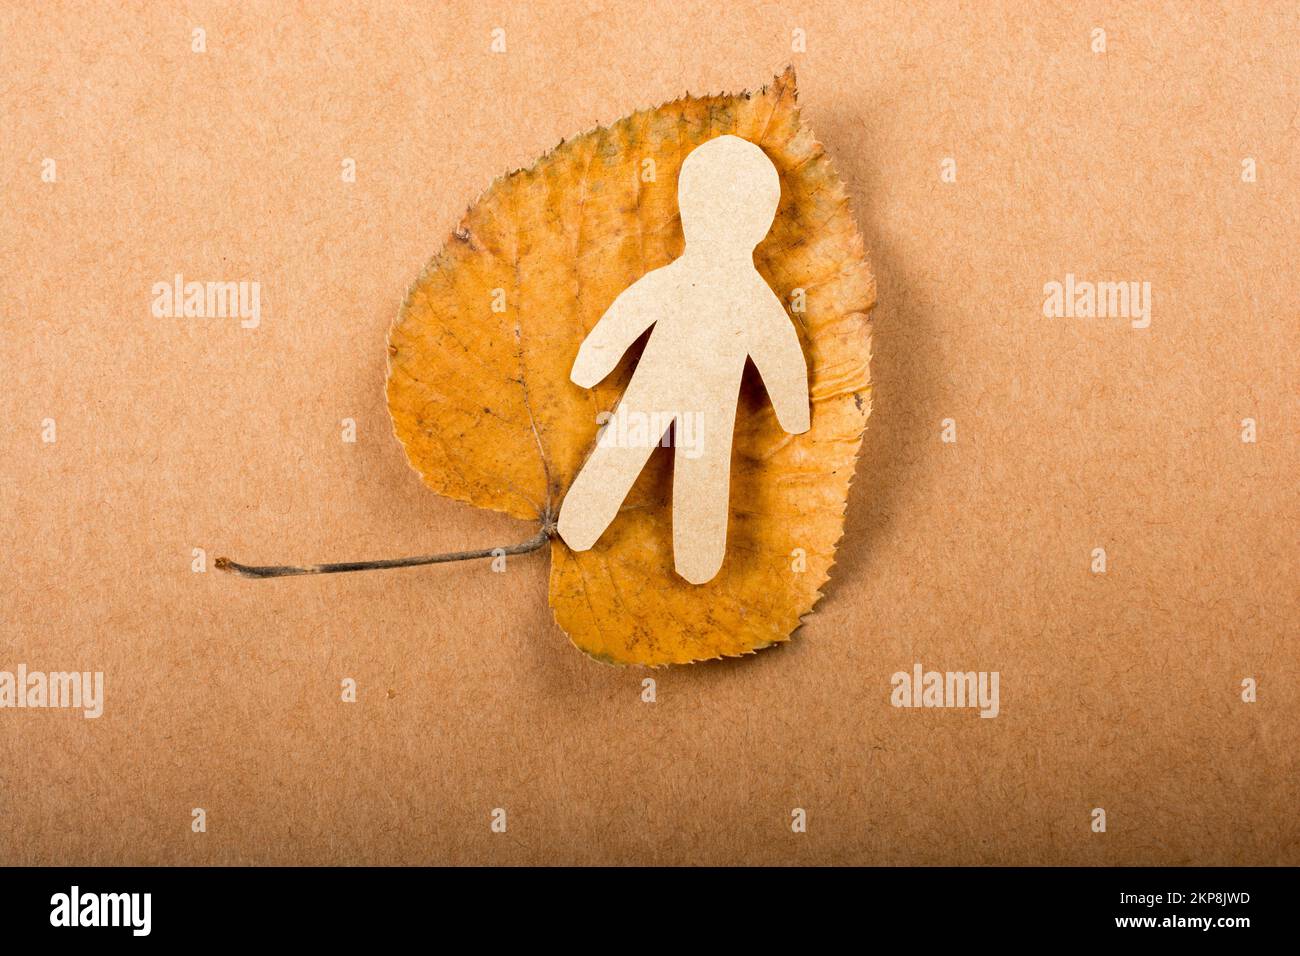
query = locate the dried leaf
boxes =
[386,68,874,665]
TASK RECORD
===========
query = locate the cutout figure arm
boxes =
[749,291,810,434]
[570,276,660,388]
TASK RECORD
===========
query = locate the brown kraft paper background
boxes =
[1,0,1296,865]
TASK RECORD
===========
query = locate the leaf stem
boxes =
[215,526,551,579]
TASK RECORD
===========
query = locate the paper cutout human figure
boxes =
[556,134,809,584]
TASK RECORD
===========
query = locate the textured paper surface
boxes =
[1,1,1296,865]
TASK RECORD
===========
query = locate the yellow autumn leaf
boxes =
[386,68,874,665]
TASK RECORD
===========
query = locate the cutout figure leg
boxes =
[671,415,734,584]
[557,426,663,551]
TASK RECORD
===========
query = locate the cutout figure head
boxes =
[677,135,781,252]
